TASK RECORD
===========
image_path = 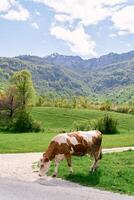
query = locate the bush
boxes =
[100,103,111,111]
[12,110,42,132]
[73,115,118,134]
[115,106,130,113]
[73,120,91,131]
[0,112,12,131]
[95,114,118,134]
[32,121,42,132]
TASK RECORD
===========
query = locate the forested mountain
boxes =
[0,50,134,103]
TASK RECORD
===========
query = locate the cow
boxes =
[39,130,102,177]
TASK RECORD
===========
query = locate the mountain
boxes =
[0,50,134,103]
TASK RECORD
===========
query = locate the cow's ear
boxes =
[44,158,49,162]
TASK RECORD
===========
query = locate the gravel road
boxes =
[0,177,134,200]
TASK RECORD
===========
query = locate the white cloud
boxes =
[118,30,128,36]
[0,1,30,21]
[32,0,130,56]
[127,43,131,47]
[33,0,127,26]
[112,6,134,34]
[50,24,97,58]
[109,33,117,38]
[0,0,13,12]
[54,14,74,23]
[31,22,39,29]
[35,11,40,16]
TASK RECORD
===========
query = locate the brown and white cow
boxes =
[39,130,102,177]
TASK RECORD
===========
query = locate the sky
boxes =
[0,0,134,59]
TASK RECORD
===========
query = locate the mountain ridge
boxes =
[0,50,134,103]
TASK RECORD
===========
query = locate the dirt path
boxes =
[0,146,134,182]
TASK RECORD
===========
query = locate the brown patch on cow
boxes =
[72,144,88,156]
[43,140,72,161]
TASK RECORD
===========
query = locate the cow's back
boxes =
[49,130,102,157]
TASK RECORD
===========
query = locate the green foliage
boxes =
[12,110,41,132]
[11,69,35,108]
[0,113,12,131]
[0,70,39,133]
[73,120,91,131]
[95,114,118,134]
[1,53,134,103]
[72,115,118,134]
[100,100,111,111]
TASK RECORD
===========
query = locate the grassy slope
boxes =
[47,151,134,195]
[0,107,134,153]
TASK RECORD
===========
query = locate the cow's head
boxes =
[39,154,51,176]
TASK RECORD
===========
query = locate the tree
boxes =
[0,86,21,118]
[0,70,41,132]
[11,70,35,108]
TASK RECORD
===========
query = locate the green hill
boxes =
[0,50,134,103]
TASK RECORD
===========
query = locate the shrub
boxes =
[73,120,91,131]
[73,115,118,134]
[100,104,110,111]
[0,112,12,131]
[115,106,130,113]
[95,114,118,134]
[32,121,42,132]
[12,110,42,132]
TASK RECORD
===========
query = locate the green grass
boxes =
[47,151,134,195]
[0,107,134,153]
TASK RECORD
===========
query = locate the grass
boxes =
[0,107,134,153]
[46,151,134,195]
[1,107,134,195]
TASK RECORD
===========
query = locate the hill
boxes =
[0,50,134,103]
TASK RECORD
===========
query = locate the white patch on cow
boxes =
[55,154,65,162]
[79,130,97,143]
[68,136,78,145]
[53,133,68,144]
[39,160,51,176]
[53,154,65,176]
[70,147,74,154]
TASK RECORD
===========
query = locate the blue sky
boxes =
[0,0,134,58]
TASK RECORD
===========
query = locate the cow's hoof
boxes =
[89,170,93,174]
[90,168,95,173]
[90,168,97,174]
[52,174,57,178]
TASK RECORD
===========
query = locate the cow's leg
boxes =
[65,154,73,174]
[90,157,98,172]
[90,148,102,172]
[52,154,65,177]
[90,152,100,172]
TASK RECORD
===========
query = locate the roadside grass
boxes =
[47,151,134,195]
[0,107,134,153]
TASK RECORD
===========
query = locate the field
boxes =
[47,151,134,195]
[0,107,134,153]
[1,107,134,195]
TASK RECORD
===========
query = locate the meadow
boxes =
[47,151,134,195]
[1,106,134,195]
[0,107,134,153]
